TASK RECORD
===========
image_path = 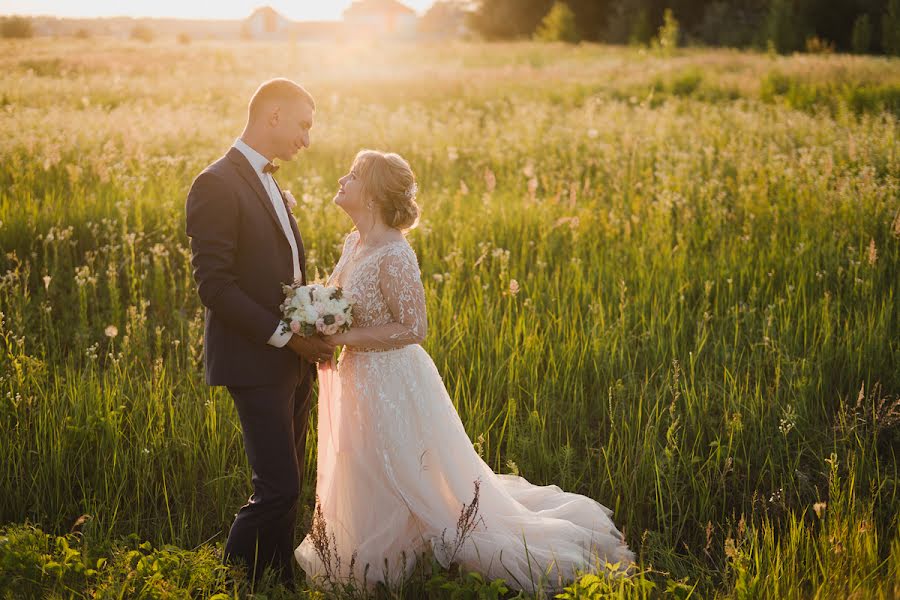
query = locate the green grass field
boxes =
[1,38,898,598]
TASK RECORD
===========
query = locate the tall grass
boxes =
[1,39,898,598]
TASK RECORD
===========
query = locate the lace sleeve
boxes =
[378,244,428,345]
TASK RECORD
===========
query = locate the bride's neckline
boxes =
[331,231,407,288]
[348,230,406,257]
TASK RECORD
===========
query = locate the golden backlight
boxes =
[3,0,436,20]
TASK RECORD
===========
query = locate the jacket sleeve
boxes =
[185,171,281,345]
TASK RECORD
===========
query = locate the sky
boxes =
[3,0,439,21]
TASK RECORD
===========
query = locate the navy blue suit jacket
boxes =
[186,147,310,387]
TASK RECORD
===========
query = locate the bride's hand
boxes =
[323,331,351,346]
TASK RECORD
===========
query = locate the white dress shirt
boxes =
[233,138,300,348]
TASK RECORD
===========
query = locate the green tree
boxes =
[534,1,580,43]
[767,0,800,53]
[630,7,652,46]
[467,0,552,39]
[420,0,470,38]
[655,8,680,53]
[883,0,900,55]
[0,16,34,39]
[852,14,872,54]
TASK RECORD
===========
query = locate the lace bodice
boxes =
[327,231,427,351]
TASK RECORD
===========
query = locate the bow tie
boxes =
[262,162,279,175]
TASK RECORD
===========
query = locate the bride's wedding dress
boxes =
[294,231,633,592]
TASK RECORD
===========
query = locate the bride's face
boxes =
[334,166,365,212]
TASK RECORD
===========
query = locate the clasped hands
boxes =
[286,333,336,365]
[286,330,355,365]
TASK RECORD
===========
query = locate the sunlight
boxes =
[4,0,437,21]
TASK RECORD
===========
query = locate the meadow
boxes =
[0,38,899,598]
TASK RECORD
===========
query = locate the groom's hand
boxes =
[287,334,335,364]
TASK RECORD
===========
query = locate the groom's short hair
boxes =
[248,78,315,121]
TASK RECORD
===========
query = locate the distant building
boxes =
[342,0,418,38]
[243,6,292,40]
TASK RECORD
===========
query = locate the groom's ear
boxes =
[268,106,280,127]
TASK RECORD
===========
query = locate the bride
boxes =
[294,150,634,592]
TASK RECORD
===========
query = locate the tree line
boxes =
[464,0,900,54]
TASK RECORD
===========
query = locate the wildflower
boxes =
[509,279,520,295]
[724,537,737,560]
[483,168,496,193]
[42,275,51,290]
[74,265,96,287]
[105,325,118,338]
[867,238,877,265]
[473,433,485,457]
[813,502,827,518]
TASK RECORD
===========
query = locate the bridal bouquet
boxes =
[279,283,353,337]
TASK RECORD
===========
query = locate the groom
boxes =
[185,78,335,586]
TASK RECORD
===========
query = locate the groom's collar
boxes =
[232,138,270,177]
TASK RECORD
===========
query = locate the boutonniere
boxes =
[283,190,297,209]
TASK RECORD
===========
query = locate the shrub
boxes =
[670,70,703,96]
[534,2,579,44]
[655,8,680,55]
[1,16,34,39]
[804,35,835,54]
[843,83,900,117]
[130,24,155,43]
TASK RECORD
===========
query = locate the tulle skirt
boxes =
[294,345,633,592]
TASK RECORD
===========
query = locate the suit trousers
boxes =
[223,371,313,585]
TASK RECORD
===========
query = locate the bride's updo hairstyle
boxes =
[353,150,420,231]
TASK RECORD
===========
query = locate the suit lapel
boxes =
[226,147,307,284]
[227,147,284,237]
